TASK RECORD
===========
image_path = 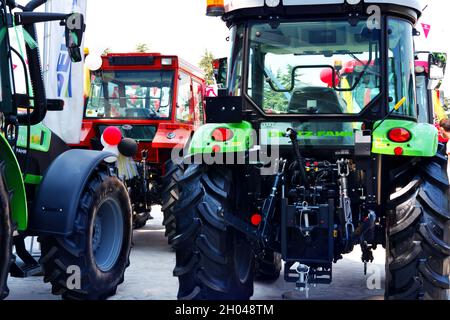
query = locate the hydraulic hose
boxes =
[287,128,309,188]
[16,22,47,125]
[24,0,46,11]
[14,0,48,125]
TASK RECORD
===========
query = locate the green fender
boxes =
[372,119,438,157]
[0,134,27,230]
[17,123,52,185]
[188,121,254,155]
[17,123,52,153]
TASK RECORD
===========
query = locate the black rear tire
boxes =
[39,169,133,300]
[162,160,184,244]
[255,250,282,282]
[172,165,254,300]
[386,151,450,300]
[0,162,13,300]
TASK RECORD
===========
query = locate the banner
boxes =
[43,0,86,144]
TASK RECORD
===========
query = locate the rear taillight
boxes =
[212,145,221,153]
[251,214,262,226]
[212,127,234,142]
[394,147,404,156]
[388,128,411,143]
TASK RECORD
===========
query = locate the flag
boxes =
[422,23,431,39]
[43,0,87,144]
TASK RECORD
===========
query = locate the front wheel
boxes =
[172,165,254,300]
[39,170,132,300]
[0,162,13,300]
[386,152,450,300]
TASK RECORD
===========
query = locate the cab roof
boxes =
[225,0,426,17]
[99,53,205,80]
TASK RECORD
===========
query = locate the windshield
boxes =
[388,18,416,117]
[85,70,174,119]
[416,74,429,123]
[247,19,381,115]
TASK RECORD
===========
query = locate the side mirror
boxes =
[429,52,447,80]
[64,13,86,63]
[213,57,228,88]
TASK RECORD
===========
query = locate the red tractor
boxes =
[415,52,448,143]
[75,53,206,230]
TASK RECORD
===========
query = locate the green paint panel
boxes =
[25,174,42,185]
[0,134,28,230]
[189,121,254,155]
[17,123,52,152]
[372,119,438,157]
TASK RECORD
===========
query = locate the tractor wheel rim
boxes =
[92,198,124,272]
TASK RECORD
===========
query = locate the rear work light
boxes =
[212,127,234,142]
[161,58,173,66]
[206,0,225,16]
[388,128,411,143]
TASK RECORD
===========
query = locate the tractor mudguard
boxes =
[29,149,114,236]
[0,134,27,231]
[188,121,254,156]
[372,119,438,157]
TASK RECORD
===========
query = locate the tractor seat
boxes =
[288,87,344,114]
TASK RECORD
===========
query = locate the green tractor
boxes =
[166,0,450,300]
[0,0,132,300]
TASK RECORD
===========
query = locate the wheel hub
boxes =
[92,198,124,272]
[92,216,102,252]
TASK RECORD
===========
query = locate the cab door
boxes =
[192,80,205,126]
[176,71,194,124]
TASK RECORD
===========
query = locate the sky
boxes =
[12,0,450,93]
[84,0,230,66]
[11,0,448,67]
[416,1,450,93]
[81,1,450,68]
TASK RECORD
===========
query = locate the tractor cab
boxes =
[206,0,432,157]
[80,53,206,163]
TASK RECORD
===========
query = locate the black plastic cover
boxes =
[205,96,243,123]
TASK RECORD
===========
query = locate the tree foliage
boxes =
[135,43,150,53]
[199,49,215,85]
[263,65,299,113]
[102,47,112,55]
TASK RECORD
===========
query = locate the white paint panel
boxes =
[225,0,265,12]
[43,0,87,144]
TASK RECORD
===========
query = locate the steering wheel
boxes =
[124,108,156,118]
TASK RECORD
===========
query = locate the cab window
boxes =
[176,72,192,122]
[192,81,204,125]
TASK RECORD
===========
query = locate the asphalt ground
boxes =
[7,206,385,300]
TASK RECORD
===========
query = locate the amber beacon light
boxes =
[206,0,225,16]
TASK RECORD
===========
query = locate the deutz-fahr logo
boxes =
[268,130,354,138]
